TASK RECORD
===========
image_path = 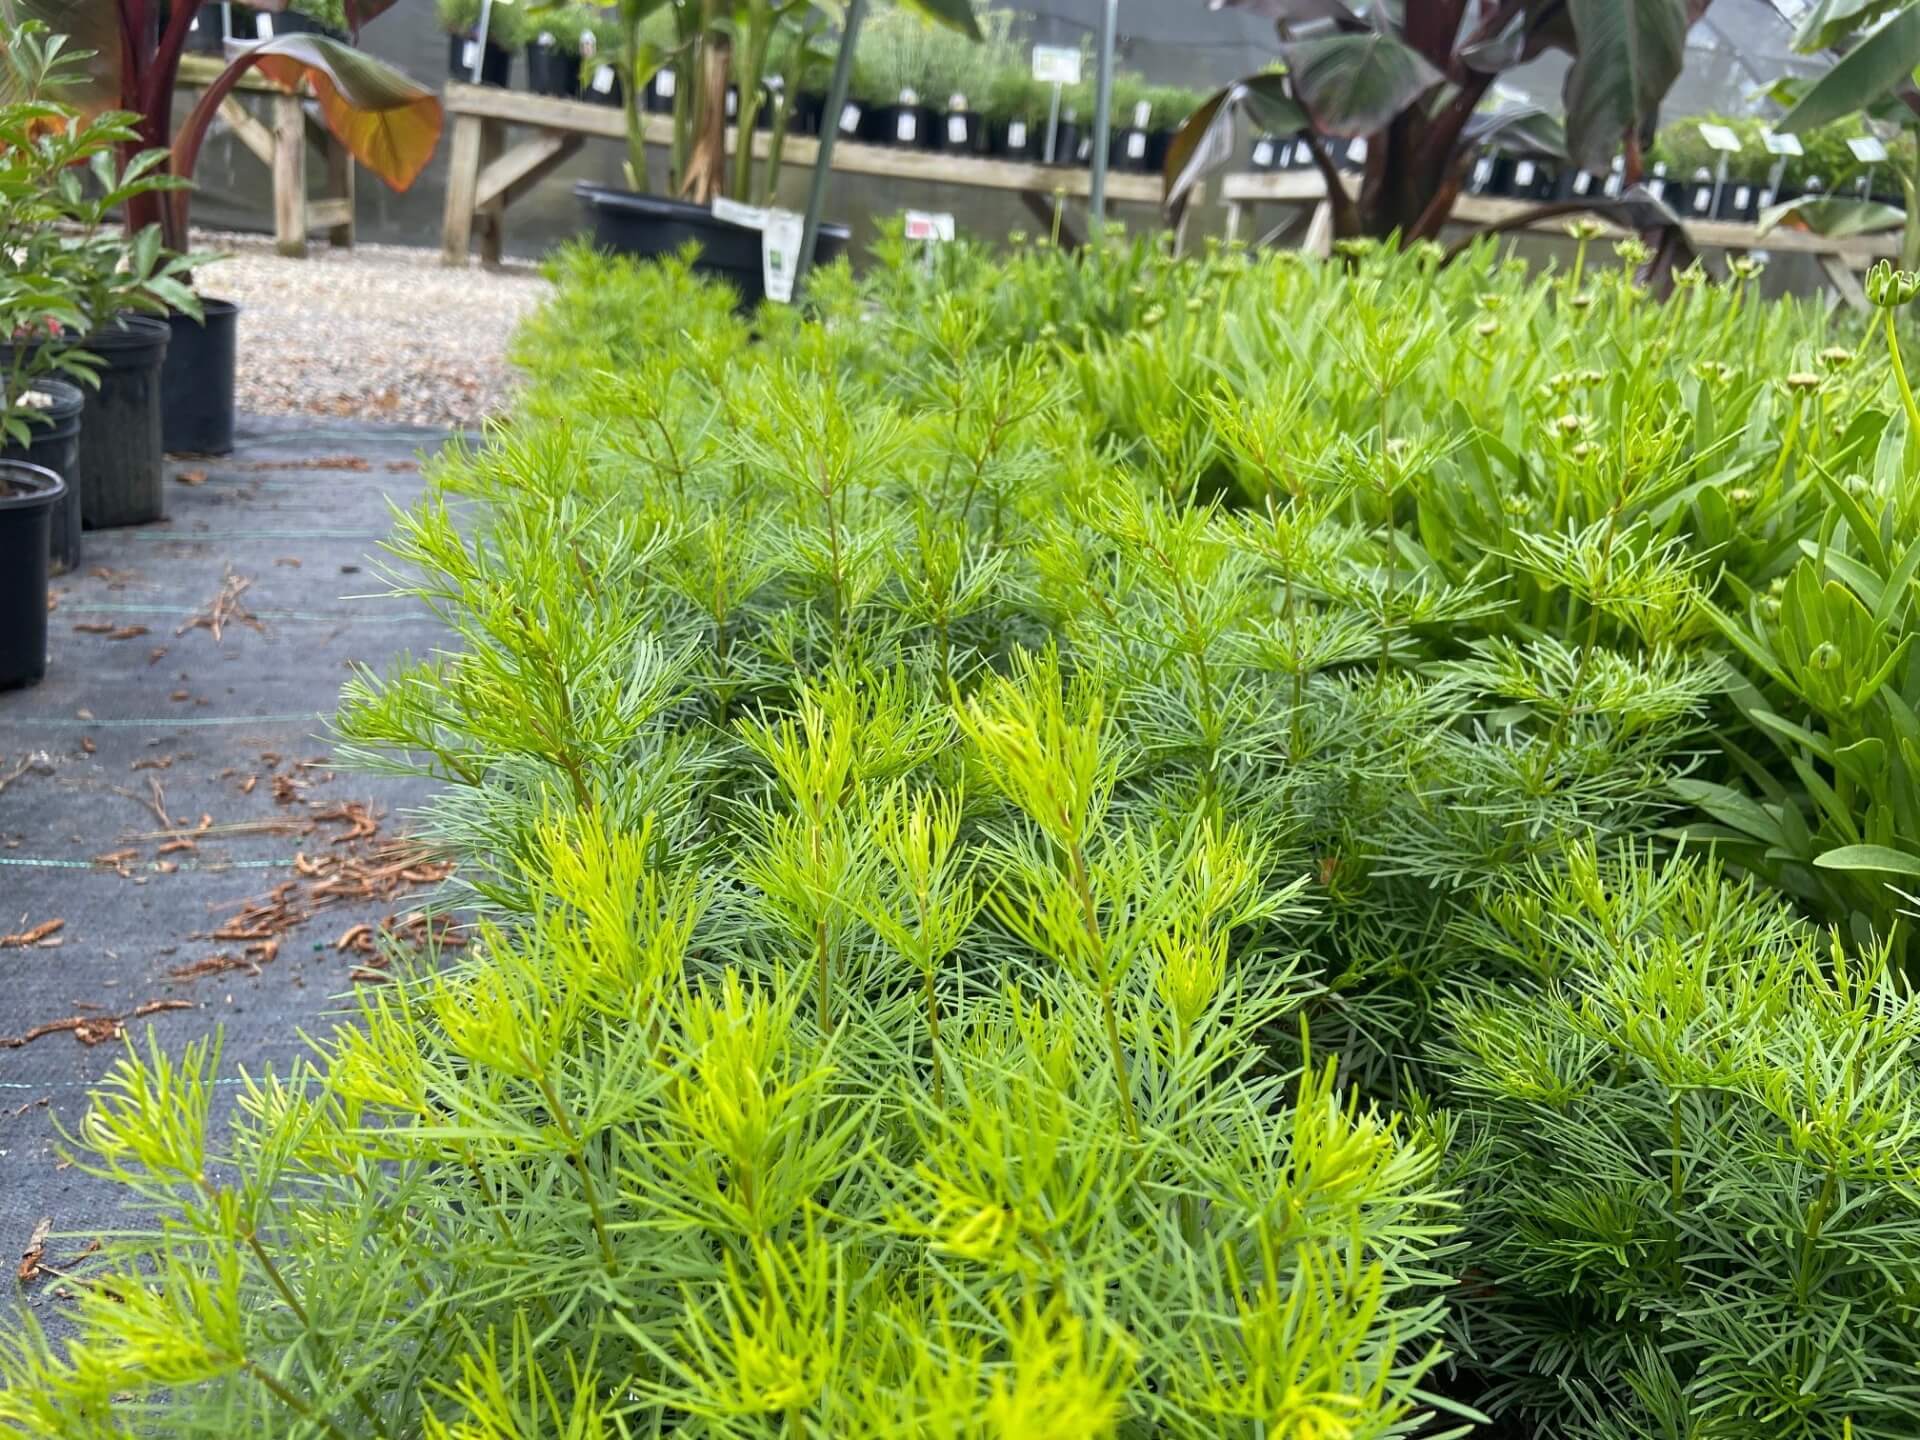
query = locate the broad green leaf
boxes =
[1463,105,1568,159]
[1814,843,1920,876]
[1791,0,1911,52]
[1561,0,1690,170]
[894,0,981,41]
[1276,31,1441,137]
[249,36,443,192]
[1161,76,1304,215]
[1781,4,1920,131]
[1756,195,1906,238]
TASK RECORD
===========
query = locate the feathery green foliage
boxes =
[12,231,1920,1439]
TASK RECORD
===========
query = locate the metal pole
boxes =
[798,0,867,282]
[1044,82,1061,164]
[472,0,494,83]
[1089,0,1117,230]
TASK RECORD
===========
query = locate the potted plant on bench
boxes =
[577,0,978,305]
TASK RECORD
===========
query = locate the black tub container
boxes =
[583,59,623,106]
[576,185,849,307]
[0,461,64,689]
[988,117,1039,161]
[162,297,238,456]
[448,31,512,87]
[0,379,82,575]
[526,39,580,97]
[865,103,937,149]
[938,109,985,154]
[75,317,170,529]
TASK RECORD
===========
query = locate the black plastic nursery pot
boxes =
[162,297,238,457]
[269,11,345,38]
[864,103,938,149]
[525,39,580,97]
[644,70,676,113]
[1108,127,1155,172]
[1714,176,1763,222]
[1466,152,1513,196]
[583,61,622,106]
[1506,155,1558,201]
[575,185,849,308]
[938,110,984,154]
[789,93,824,136]
[73,316,170,530]
[1250,134,1288,172]
[179,1,231,53]
[830,98,866,140]
[987,118,1039,161]
[1049,121,1083,166]
[0,461,64,689]
[448,31,512,87]
[0,379,82,577]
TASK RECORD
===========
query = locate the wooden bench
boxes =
[177,53,357,258]
[1221,170,1900,309]
[440,80,1183,266]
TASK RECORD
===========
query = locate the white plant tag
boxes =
[1127,131,1146,159]
[1734,185,1751,209]
[1573,171,1593,195]
[1348,138,1369,163]
[1253,139,1274,168]
[1698,123,1743,153]
[461,39,478,69]
[949,114,967,144]
[592,65,615,94]
[655,68,675,96]
[537,31,554,47]
[840,103,861,134]
[762,209,803,304]
[1133,100,1151,128]
[1514,159,1536,187]
[1031,45,1081,86]
[903,210,955,242]
[897,110,917,143]
[1849,135,1889,163]
[1762,129,1802,157]
[257,13,274,38]
[1008,120,1027,148]
[1472,157,1492,187]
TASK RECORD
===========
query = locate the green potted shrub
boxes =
[527,1,590,96]
[577,1,975,304]
[850,6,939,148]
[440,0,525,86]
[0,22,193,681]
[979,48,1044,159]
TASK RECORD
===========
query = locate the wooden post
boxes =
[1303,200,1334,259]
[441,111,486,267]
[324,135,355,248]
[476,118,506,266]
[272,91,307,258]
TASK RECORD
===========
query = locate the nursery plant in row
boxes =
[10,231,1920,1438]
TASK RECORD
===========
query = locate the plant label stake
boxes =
[471,0,495,83]
[1849,135,1888,202]
[904,209,954,275]
[714,197,804,305]
[1762,128,1801,207]
[1033,45,1080,165]
[1698,123,1742,216]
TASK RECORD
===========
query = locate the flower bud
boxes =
[1866,259,1920,308]
[1809,641,1841,672]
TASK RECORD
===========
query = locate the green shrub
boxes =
[1443,845,1920,1438]
[435,0,529,45]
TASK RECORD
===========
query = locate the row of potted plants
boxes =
[441,1,1207,172]
[1246,129,1888,226]
[1,4,442,692]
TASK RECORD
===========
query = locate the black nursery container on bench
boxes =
[448,31,512,87]
[576,185,850,308]
[162,297,238,456]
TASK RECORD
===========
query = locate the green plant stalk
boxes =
[1069,843,1139,1140]
[535,1074,619,1271]
[1885,305,1920,438]
[729,0,773,205]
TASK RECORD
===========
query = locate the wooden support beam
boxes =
[475,132,584,211]
[271,92,306,259]
[323,138,354,248]
[1821,253,1871,312]
[306,197,354,231]
[217,95,274,167]
[475,118,506,267]
[441,112,486,267]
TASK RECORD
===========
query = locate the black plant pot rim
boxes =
[172,295,241,323]
[575,184,852,240]
[87,313,173,349]
[0,459,66,511]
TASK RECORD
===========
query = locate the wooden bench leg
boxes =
[441,112,485,267]
[325,138,354,248]
[1303,200,1334,260]
[1819,252,1870,312]
[272,92,307,258]
[1224,200,1242,245]
[476,118,506,267]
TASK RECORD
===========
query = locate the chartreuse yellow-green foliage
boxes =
[11,232,1920,1440]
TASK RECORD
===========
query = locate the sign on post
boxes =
[1031,46,1082,86]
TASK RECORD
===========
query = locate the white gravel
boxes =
[192,230,550,430]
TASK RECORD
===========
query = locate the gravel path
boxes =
[193,231,550,430]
